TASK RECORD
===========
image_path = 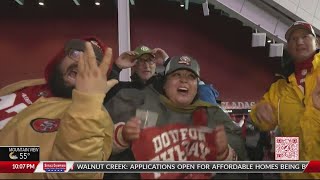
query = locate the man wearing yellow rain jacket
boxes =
[0,37,118,179]
[250,21,320,179]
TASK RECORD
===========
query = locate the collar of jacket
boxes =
[288,50,320,83]
[159,94,215,113]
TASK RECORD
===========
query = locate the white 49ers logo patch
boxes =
[30,118,60,133]
[140,46,150,51]
[178,56,191,66]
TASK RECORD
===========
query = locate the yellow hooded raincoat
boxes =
[250,53,320,179]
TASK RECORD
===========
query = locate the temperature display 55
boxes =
[0,146,40,161]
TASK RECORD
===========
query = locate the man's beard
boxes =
[48,65,74,98]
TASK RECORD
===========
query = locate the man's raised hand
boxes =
[76,42,118,94]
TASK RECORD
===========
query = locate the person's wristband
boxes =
[114,123,129,147]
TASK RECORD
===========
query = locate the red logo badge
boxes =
[30,119,60,133]
[43,162,66,172]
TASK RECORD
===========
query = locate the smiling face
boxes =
[46,38,105,98]
[60,49,82,87]
[163,69,198,107]
[287,28,318,63]
[133,54,156,82]
[48,50,82,98]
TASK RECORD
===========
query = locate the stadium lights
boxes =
[179,0,184,7]
[95,0,100,6]
[38,0,44,6]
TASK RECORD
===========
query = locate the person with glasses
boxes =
[131,45,169,82]
[0,37,118,179]
[105,45,221,106]
[104,45,169,102]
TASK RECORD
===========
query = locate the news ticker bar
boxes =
[1,161,320,173]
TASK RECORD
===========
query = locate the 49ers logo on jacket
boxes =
[30,118,60,133]
[131,123,217,179]
[178,56,191,66]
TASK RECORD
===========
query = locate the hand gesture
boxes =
[122,117,141,143]
[255,102,275,123]
[312,75,320,110]
[215,125,229,160]
[152,48,169,65]
[76,42,118,94]
[115,51,137,69]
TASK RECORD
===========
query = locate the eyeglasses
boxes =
[67,49,100,64]
[137,57,156,65]
[67,49,82,61]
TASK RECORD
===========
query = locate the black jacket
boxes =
[104,64,165,104]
